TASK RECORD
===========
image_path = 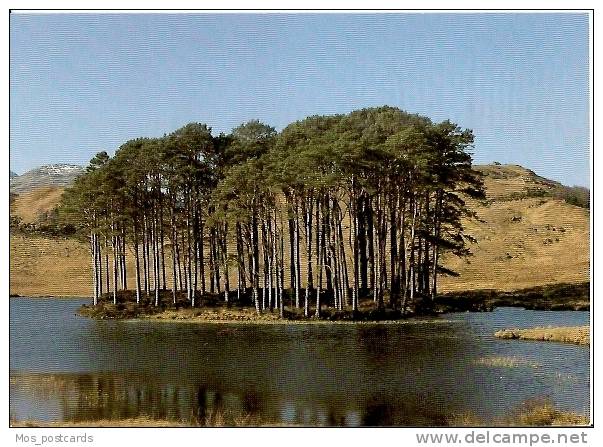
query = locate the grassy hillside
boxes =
[10,186,65,224]
[9,164,590,297]
[439,164,589,291]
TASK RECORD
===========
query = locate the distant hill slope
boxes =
[9,163,589,297]
[9,164,84,194]
[439,164,589,291]
[10,186,65,224]
[10,170,18,178]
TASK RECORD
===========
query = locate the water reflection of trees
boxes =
[11,324,471,426]
[11,373,274,426]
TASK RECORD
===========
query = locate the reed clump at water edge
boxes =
[12,401,589,427]
[450,400,589,427]
[495,326,589,346]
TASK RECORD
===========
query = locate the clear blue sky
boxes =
[10,12,590,186]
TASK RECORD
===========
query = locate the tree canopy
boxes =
[59,106,485,317]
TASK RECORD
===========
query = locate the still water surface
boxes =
[9,298,590,426]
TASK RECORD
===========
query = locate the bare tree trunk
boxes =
[199,218,206,295]
[171,209,178,305]
[134,221,142,304]
[236,222,244,301]
[431,190,443,303]
[176,229,190,300]
[294,202,301,309]
[193,209,199,296]
[367,197,375,298]
[91,233,98,305]
[261,218,268,310]
[304,196,313,317]
[221,223,229,304]
[288,213,295,290]
[112,233,118,305]
[389,193,398,309]
[186,206,193,305]
[143,217,149,296]
[279,215,285,318]
[271,211,278,312]
[404,195,418,313]
[159,200,167,290]
[251,208,260,314]
[267,216,274,311]
[329,197,341,310]
[336,207,349,308]
[351,187,359,313]
[358,195,368,291]
[121,224,127,290]
[105,236,110,297]
[315,198,323,318]
[96,233,103,297]
[153,215,160,307]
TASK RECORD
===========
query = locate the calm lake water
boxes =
[9,297,590,426]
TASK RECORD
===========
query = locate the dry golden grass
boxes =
[495,326,589,345]
[473,356,541,368]
[11,416,298,428]
[9,164,590,297]
[10,186,65,224]
[450,401,589,426]
[441,197,589,292]
[11,417,189,427]
[10,234,94,297]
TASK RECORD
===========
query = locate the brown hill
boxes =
[439,165,589,291]
[10,186,65,224]
[9,164,590,297]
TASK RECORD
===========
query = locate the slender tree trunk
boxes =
[279,214,285,318]
[251,207,260,314]
[153,213,160,307]
[134,221,142,304]
[236,222,244,301]
[121,225,127,290]
[431,190,443,303]
[96,234,103,297]
[404,195,418,314]
[170,208,178,304]
[222,223,230,304]
[336,207,350,308]
[160,199,167,290]
[315,198,323,318]
[199,219,206,295]
[193,209,199,296]
[351,186,359,313]
[186,204,193,305]
[143,216,149,296]
[176,232,183,292]
[267,216,274,311]
[271,211,278,312]
[399,195,408,309]
[304,196,313,317]
[105,237,110,296]
[262,218,268,310]
[389,193,398,309]
[91,233,98,305]
[294,202,301,309]
[112,233,118,305]
[358,195,368,291]
[288,213,295,290]
[367,197,375,295]
[329,197,341,310]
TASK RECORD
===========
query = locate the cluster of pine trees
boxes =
[60,106,485,317]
